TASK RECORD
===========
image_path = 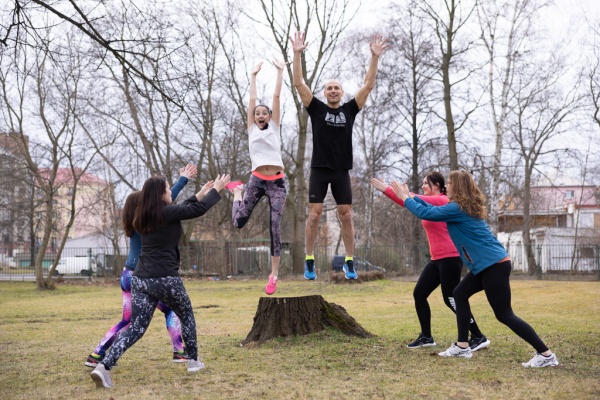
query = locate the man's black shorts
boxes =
[308,168,352,204]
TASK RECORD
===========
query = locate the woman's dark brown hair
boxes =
[132,177,167,234]
[425,171,447,195]
[122,191,142,237]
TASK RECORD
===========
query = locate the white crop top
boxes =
[248,123,284,171]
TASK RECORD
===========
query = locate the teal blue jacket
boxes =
[404,197,508,275]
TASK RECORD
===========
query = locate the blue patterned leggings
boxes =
[102,276,198,369]
[232,174,287,256]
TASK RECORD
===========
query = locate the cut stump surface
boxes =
[241,295,373,345]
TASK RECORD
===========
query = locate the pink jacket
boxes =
[384,187,459,260]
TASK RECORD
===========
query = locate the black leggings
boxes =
[454,260,549,353]
[102,276,198,369]
[414,257,482,338]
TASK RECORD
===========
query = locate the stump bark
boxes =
[241,295,373,345]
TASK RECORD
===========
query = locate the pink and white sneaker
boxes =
[225,181,244,193]
[265,275,277,295]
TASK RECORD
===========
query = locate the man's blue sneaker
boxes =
[342,260,357,279]
[304,259,316,280]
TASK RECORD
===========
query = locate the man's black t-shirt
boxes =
[306,97,360,170]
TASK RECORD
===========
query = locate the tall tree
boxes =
[508,53,581,275]
[477,0,548,234]
[0,30,96,289]
[421,0,479,170]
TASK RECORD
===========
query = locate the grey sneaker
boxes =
[522,352,559,368]
[91,363,113,388]
[187,359,206,372]
[438,343,473,358]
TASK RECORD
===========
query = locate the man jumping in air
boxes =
[290,31,389,280]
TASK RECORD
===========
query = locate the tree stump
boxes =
[241,295,373,345]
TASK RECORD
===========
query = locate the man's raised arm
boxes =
[355,35,390,109]
[290,31,313,108]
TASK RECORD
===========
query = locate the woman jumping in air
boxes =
[227,59,287,295]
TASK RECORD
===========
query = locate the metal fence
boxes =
[1,242,599,280]
[506,243,600,274]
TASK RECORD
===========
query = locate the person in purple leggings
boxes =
[91,173,230,388]
[227,59,287,295]
[85,164,197,368]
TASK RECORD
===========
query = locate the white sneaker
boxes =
[91,363,113,388]
[438,343,473,358]
[522,353,559,368]
[187,359,206,372]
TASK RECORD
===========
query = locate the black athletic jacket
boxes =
[134,189,221,278]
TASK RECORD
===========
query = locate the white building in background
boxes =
[497,172,600,273]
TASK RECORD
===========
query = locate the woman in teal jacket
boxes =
[392,170,559,368]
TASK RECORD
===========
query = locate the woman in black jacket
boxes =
[91,174,230,389]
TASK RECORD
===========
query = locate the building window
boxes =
[565,190,574,199]
[67,187,73,195]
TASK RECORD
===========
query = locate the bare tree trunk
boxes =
[521,169,539,276]
[422,0,478,171]
[478,0,538,234]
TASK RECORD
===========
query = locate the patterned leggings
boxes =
[102,276,197,369]
[232,174,287,256]
[92,268,183,357]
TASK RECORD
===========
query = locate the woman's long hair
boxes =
[425,171,447,195]
[133,177,167,234]
[448,170,487,219]
[122,191,142,237]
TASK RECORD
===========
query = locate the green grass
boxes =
[0,278,598,399]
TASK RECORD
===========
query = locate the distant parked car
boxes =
[331,255,385,273]
[55,256,97,276]
[0,255,16,269]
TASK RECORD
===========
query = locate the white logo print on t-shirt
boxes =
[325,111,346,127]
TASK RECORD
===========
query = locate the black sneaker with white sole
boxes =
[468,335,491,352]
[173,348,190,363]
[85,353,103,368]
[407,333,436,348]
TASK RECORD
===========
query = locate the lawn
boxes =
[0,277,598,399]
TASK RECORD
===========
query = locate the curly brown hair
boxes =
[448,170,487,219]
